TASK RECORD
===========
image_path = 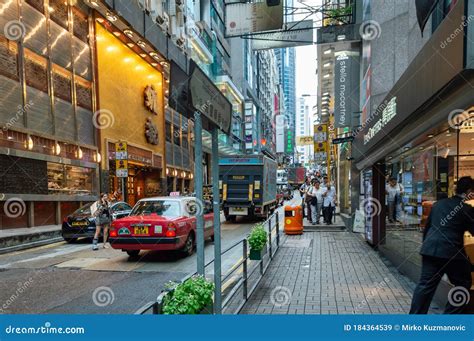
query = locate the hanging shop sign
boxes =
[334,52,360,128]
[363,96,397,145]
[296,136,314,146]
[332,136,354,144]
[189,61,232,134]
[116,159,128,178]
[285,129,294,154]
[314,124,328,142]
[115,142,128,160]
[314,142,328,161]
[251,20,314,50]
[225,1,283,37]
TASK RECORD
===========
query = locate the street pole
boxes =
[211,127,222,314]
[194,112,205,275]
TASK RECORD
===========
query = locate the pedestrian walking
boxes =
[300,177,312,223]
[322,176,336,225]
[386,177,404,223]
[307,180,324,225]
[409,176,474,314]
[92,193,112,250]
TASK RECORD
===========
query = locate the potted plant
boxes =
[248,224,268,260]
[161,275,215,314]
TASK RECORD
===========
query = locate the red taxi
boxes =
[109,197,214,258]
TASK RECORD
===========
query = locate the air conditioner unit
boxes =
[155,12,170,33]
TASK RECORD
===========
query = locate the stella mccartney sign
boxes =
[363,97,397,145]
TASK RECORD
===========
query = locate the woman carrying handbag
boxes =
[92,193,111,250]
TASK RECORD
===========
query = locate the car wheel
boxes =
[64,238,77,243]
[126,250,140,258]
[183,233,195,256]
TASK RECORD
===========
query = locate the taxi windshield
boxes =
[131,200,181,217]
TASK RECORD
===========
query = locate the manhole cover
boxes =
[283,239,312,248]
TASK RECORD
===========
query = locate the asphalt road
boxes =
[0,208,291,314]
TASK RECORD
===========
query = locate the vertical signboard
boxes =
[334,52,360,128]
[115,142,128,178]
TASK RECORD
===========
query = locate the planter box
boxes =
[249,247,267,260]
[156,290,214,314]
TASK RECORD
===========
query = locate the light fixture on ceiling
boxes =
[76,146,83,159]
[105,11,118,22]
[126,42,135,48]
[137,40,146,48]
[427,134,434,138]
[88,0,99,7]
[53,142,61,155]
[25,135,34,150]
[113,31,121,37]
[151,62,158,66]
[323,62,331,68]
[323,48,332,55]
[123,29,134,38]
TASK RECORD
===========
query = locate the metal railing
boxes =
[135,211,282,315]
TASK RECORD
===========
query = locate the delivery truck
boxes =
[219,155,277,222]
[287,166,306,189]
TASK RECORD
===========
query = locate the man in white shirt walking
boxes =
[322,176,336,225]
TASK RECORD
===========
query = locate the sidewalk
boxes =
[0,225,62,254]
[240,231,440,314]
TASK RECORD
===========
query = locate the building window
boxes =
[166,122,172,143]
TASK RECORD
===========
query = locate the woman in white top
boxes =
[386,177,404,223]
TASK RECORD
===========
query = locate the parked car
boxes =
[109,197,214,258]
[62,201,132,243]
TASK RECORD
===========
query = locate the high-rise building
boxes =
[296,97,313,166]
[275,47,296,159]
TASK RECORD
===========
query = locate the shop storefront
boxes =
[0,0,99,229]
[352,0,474,303]
[94,19,167,206]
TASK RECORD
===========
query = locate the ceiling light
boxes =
[76,146,83,159]
[96,17,104,23]
[89,0,99,7]
[337,35,346,41]
[25,135,34,150]
[113,31,121,37]
[53,142,61,155]
[124,29,134,38]
[323,62,331,67]
[151,62,158,66]
[137,40,146,48]
[105,11,118,22]
[139,53,147,57]
[323,49,332,55]
[427,134,434,138]
[323,74,330,78]
[127,42,135,48]
[323,92,329,96]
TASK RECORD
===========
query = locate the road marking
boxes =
[0,244,92,269]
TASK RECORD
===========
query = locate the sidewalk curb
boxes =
[0,230,63,255]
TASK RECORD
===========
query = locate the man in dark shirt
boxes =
[410,176,474,314]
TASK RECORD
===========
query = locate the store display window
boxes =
[47,162,96,196]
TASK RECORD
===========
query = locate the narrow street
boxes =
[0,215,262,314]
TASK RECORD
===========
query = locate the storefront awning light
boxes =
[25,135,34,150]
[123,29,134,38]
[53,142,61,155]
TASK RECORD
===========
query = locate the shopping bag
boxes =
[464,232,474,265]
[90,201,99,217]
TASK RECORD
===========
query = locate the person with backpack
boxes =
[92,193,111,250]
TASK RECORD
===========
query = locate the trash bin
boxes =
[284,205,303,235]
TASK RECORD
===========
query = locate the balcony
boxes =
[318,0,361,44]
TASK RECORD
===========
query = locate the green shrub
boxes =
[248,224,268,251]
[162,275,214,314]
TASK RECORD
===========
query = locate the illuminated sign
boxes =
[364,97,397,144]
